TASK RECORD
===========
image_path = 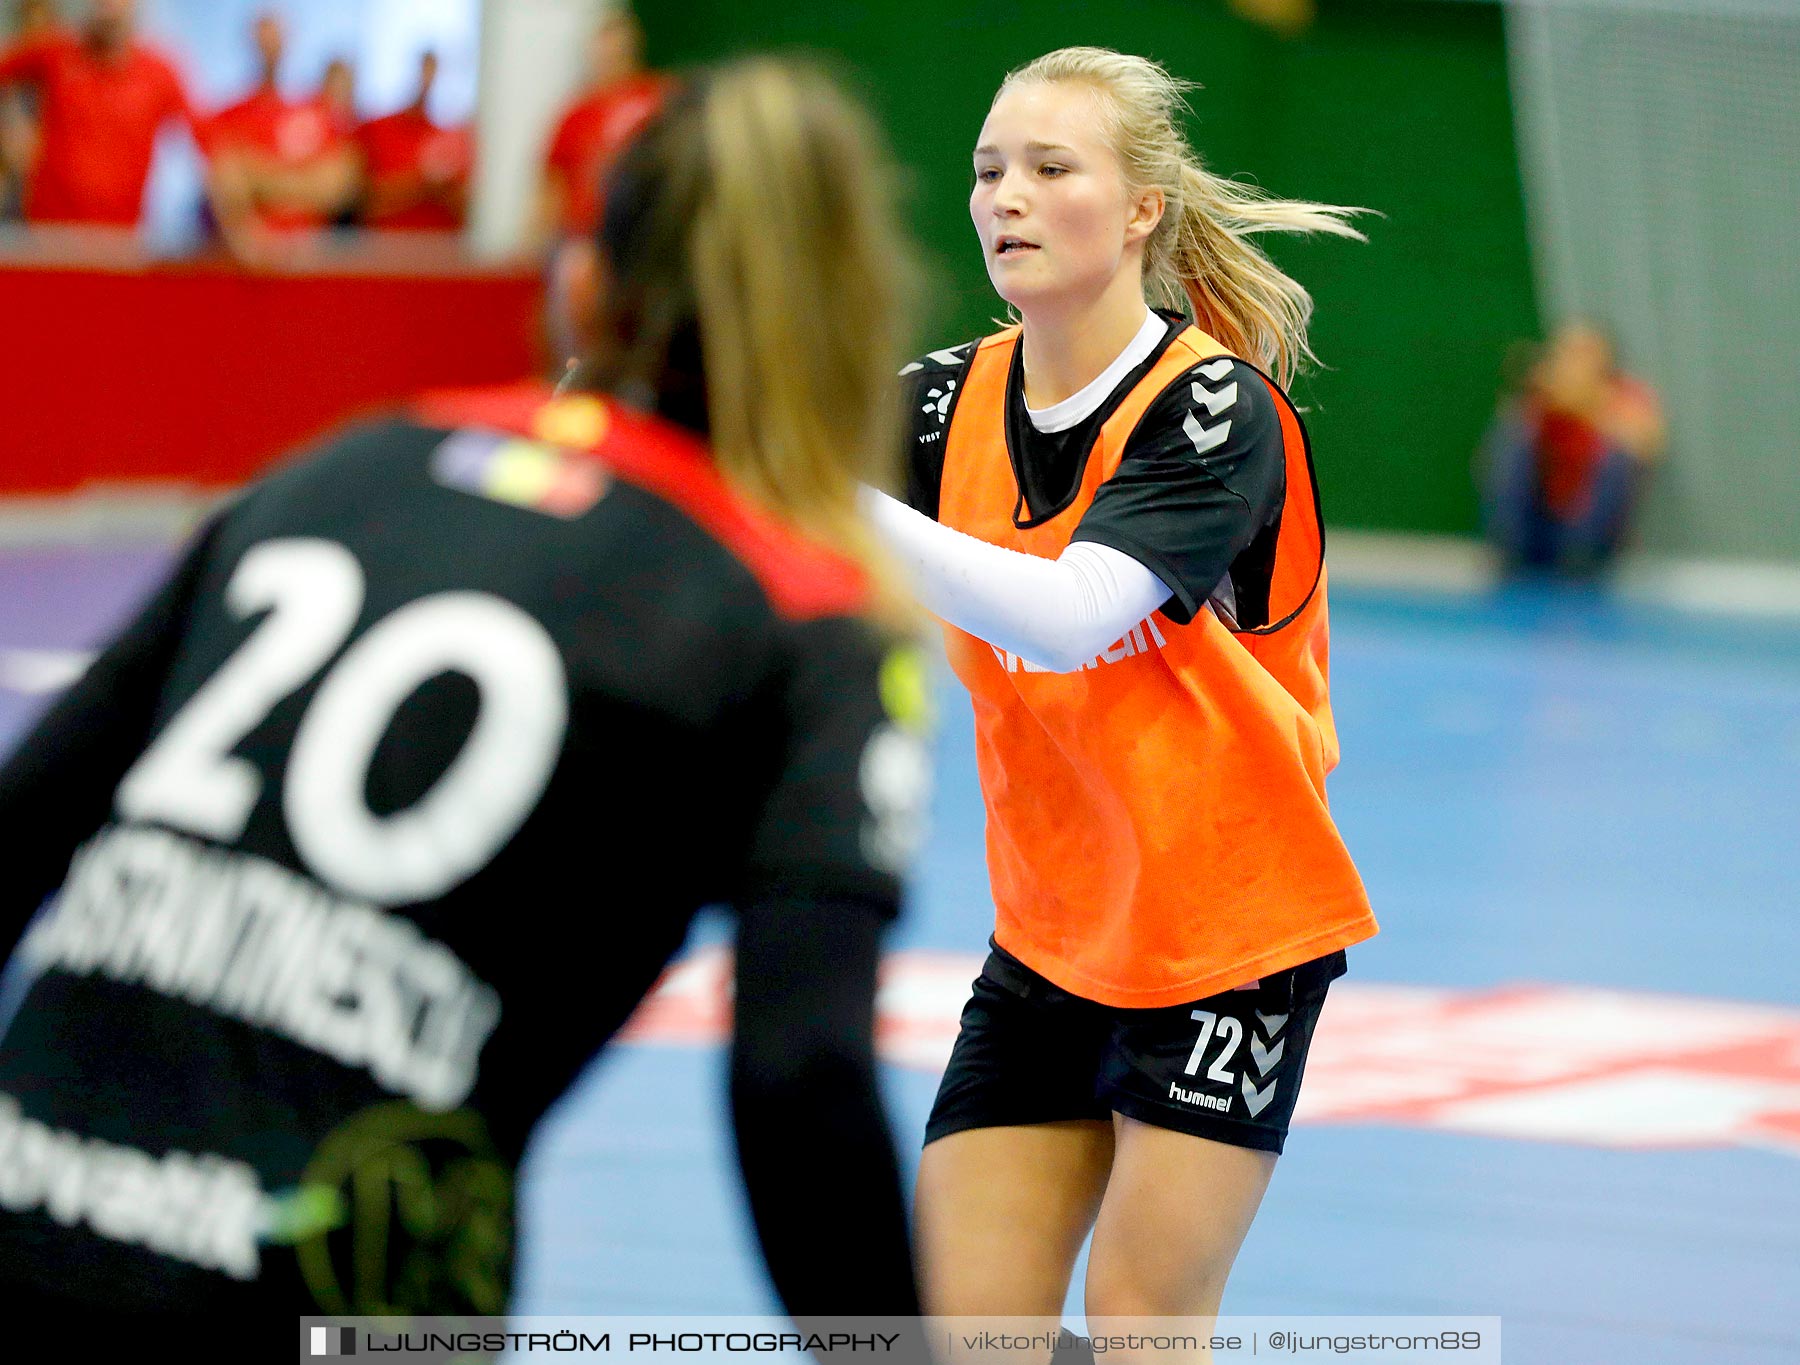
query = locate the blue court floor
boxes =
[2,546,1796,1364]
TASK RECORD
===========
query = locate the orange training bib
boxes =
[937,323,1377,1007]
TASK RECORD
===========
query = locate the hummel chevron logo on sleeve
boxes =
[1183,410,1231,456]
[1190,379,1239,417]
[1183,362,1241,456]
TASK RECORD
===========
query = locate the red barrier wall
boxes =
[0,261,543,494]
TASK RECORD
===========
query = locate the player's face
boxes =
[322,60,354,112]
[20,0,55,35]
[971,81,1142,311]
[591,17,641,87]
[89,0,136,40]
[253,15,284,71]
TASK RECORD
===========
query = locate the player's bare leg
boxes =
[917,1120,1113,1362]
[1082,1113,1277,1364]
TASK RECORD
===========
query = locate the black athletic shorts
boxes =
[924,941,1348,1155]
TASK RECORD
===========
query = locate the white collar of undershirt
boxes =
[1024,307,1165,434]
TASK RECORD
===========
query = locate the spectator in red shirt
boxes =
[318,56,355,136]
[205,10,285,158]
[207,15,358,240]
[535,7,672,246]
[1481,320,1667,577]
[0,0,202,228]
[0,0,60,221]
[356,50,471,232]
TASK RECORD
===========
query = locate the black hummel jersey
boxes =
[901,311,1289,630]
[0,389,928,1320]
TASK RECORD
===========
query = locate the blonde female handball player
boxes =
[864,47,1380,1329]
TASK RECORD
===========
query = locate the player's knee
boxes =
[1085,1251,1228,1320]
[916,1245,1069,1319]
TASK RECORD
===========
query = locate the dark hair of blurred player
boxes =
[0,56,928,1333]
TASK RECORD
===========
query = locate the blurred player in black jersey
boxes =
[0,58,930,1329]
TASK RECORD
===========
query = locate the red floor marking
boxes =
[619,949,1800,1155]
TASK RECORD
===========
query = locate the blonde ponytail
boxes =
[587,58,920,626]
[1002,47,1369,387]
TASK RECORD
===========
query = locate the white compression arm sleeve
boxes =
[862,488,1174,673]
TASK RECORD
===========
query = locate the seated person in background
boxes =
[0,0,202,229]
[355,50,470,232]
[1480,320,1666,577]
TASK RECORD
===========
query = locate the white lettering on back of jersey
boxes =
[116,539,569,908]
[0,1093,265,1279]
[24,825,501,1112]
